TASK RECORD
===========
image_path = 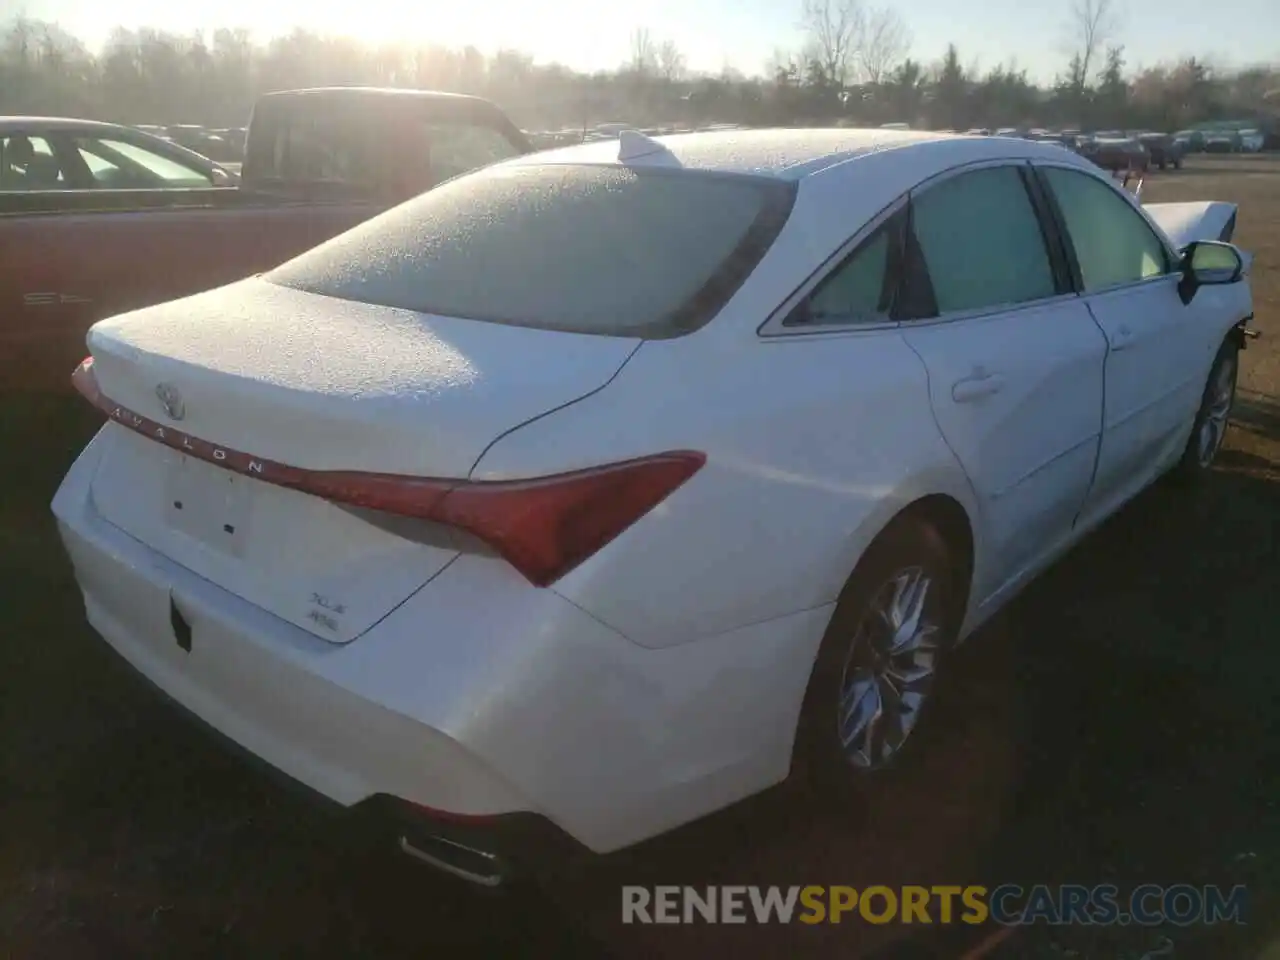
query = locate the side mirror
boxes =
[1177,240,1243,305]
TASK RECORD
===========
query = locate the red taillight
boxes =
[434,452,705,586]
[72,358,704,586]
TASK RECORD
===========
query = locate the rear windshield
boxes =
[267,163,794,338]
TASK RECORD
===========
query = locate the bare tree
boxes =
[857,6,910,84]
[2,11,1269,135]
[656,39,686,84]
[1065,0,1119,94]
[628,27,656,77]
[765,47,801,80]
[800,0,864,89]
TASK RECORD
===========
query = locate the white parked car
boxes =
[1240,128,1265,152]
[54,128,1257,886]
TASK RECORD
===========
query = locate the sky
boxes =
[13,0,1280,84]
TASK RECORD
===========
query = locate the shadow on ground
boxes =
[1,392,1277,959]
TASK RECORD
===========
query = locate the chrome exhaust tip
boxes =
[397,834,507,887]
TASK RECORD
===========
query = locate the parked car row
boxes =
[949,123,1272,162]
[526,121,746,150]
[523,121,1274,163]
[944,127,1179,173]
[1174,127,1268,153]
[133,123,249,163]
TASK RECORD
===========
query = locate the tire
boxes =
[1172,340,1239,482]
[792,514,963,797]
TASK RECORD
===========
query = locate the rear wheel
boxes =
[1172,341,1238,481]
[794,515,962,793]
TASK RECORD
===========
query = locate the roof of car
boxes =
[506,127,1079,181]
[255,87,491,105]
[0,117,137,134]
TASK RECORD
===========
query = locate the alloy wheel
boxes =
[837,566,942,771]
[1197,355,1237,467]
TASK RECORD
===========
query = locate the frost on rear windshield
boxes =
[266,164,792,338]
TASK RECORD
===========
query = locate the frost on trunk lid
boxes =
[81,278,640,642]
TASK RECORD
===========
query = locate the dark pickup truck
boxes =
[1,87,532,392]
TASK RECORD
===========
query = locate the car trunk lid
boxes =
[82,277,639,642]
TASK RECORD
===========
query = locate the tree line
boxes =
[1,2,1276,135]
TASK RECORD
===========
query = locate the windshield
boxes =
[268,163,794,338]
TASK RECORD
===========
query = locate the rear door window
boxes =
[268,164,794,338]
[75,138,214,188]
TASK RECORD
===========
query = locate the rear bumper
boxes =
[92,611,586,890]
[52,428,825,859]
[92,612,588,884]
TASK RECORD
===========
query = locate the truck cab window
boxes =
[419,124,524,182]
[275,119,375,186]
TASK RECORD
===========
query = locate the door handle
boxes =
[951,372,1005,403]
[1111,325,1135,351]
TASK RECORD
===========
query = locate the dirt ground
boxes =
[2,154,1278,959]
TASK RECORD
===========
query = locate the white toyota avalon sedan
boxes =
[53,128,1256,885]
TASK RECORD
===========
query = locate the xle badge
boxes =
[306,593,345,633]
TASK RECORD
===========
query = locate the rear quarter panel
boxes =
[470,325,976,652]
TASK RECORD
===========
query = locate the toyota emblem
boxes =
[155,383,185,421]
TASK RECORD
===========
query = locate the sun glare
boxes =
[44,0,738,77]
[107,0,627,68]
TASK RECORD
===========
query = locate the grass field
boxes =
[2,155,1278,959]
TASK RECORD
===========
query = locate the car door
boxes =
[61,131,266,316]
[0,132,91,389]
[897,162,1109,602]
[1035,164,1210,523]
